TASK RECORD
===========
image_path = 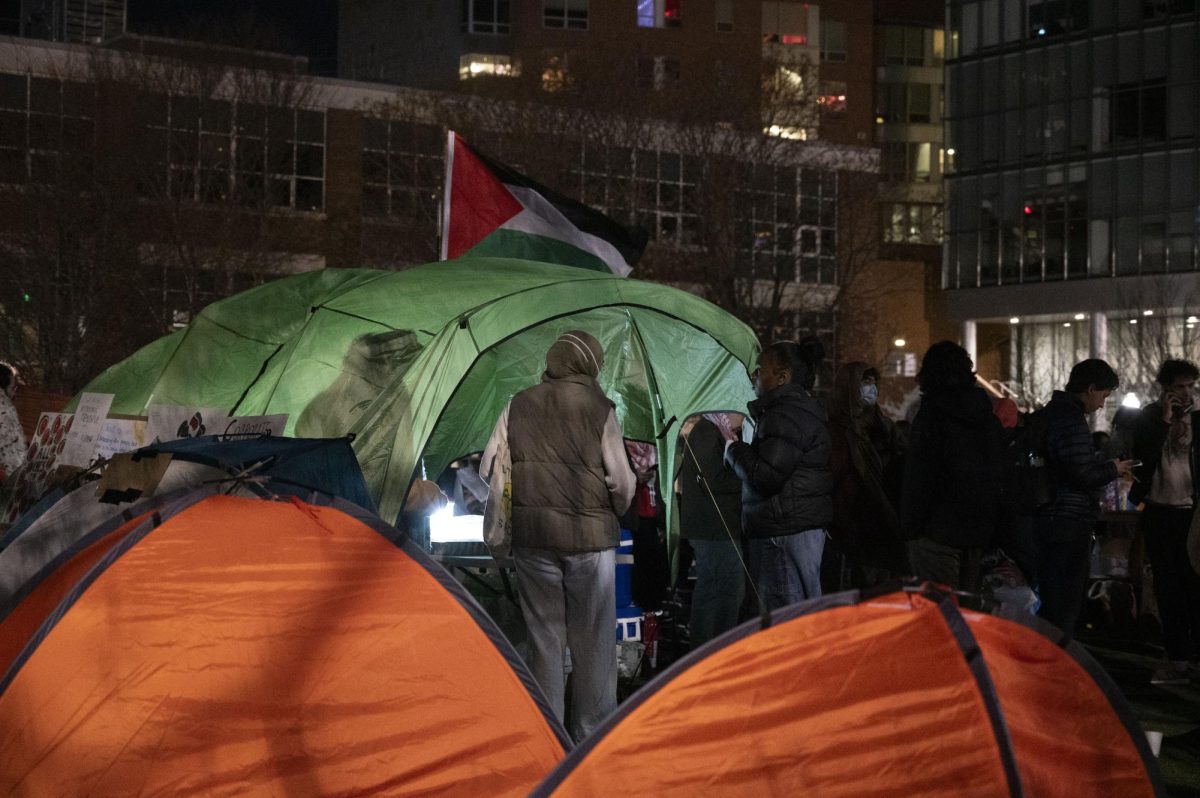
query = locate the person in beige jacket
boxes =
[482,330,635,742]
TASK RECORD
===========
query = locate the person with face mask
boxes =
[724,337,832,609]
[827,363,904,589]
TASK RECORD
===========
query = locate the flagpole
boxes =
[439,130,456,261]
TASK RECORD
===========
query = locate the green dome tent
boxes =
[76,258,759,525]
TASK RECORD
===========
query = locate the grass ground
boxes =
[1079,632,1200,796]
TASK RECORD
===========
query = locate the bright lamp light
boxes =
[428,504,485,544]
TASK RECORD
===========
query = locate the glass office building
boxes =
[943,0,1200,401]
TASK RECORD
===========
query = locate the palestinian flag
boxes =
[440,131,647,276]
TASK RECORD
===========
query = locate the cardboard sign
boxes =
[55,393,114,468]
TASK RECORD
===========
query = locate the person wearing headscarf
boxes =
[827,363,904,588]
[481,330,635,741]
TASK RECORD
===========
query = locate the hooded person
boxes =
[481,330,635,742]
[724,338,833,610]
[827,362,904,587]
[901,342,1005,593]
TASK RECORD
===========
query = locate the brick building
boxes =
[0,31,877,394]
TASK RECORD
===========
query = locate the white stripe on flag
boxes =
[501,186,633,277]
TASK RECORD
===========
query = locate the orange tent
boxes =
[535,588,1164,797]
[0,488,569,796]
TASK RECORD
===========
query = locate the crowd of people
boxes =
[4,332,1194,741]
[478,330,1199,738]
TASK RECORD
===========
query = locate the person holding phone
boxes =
[1130,359,1200,685]
[1034,359,1135,637]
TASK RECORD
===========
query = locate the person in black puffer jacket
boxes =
[1035,359,1133,637]
[725,338,832,610]
[901,341,1004,593]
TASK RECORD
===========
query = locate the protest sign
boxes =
[146,405,287,444]
[2,412,72,525]
[55,393,114,468]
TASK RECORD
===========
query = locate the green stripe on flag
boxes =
[465,229,615,273]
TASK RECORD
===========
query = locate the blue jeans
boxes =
[747,529,826,611]
[688,538,746,648]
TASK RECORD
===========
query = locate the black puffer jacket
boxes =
[1040,390,1118,521]
[901,386,1004,548]
[680,418,743,542]
[724,383,833,538]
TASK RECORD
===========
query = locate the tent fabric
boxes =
[74,259,759,524]
[143,435,375,512]
[0,509,155,680]
[534,588,1163,798]
[0,463,225,611]
[0,489,569,796]
[0,437,374,612]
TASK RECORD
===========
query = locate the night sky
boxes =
[127,0,338,73]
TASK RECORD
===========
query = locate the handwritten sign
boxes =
[55,393,114,468]
[94,418,148,460]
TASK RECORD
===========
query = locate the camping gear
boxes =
[0,436,372,613]
[0,487,569,796]
[535,586,1164,797]
[74,259,759,531]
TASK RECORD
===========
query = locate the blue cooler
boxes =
[615,530,635,609]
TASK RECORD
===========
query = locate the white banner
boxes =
[146,405,287,444]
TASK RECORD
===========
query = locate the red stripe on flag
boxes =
[446,135,523,259]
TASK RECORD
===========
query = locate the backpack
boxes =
[1001,409,1054,516]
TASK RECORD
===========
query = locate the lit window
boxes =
[820,21,847,62]
[541,53,570,91]
[818,81,847,116]
[637,0,681,28]
[462,0,511,34]
[883,203,942,244]
[458,53,518,79]
[715,0,733,32]
[762,0,808,44]
[544,0,588,29]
